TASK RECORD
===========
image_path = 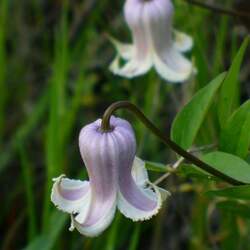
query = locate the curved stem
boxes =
[183,0,250,19]
[101,101,242,185]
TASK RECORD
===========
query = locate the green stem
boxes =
[101,101,242,185]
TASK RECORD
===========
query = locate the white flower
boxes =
[109,0,195,83]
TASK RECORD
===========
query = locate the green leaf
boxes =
[171,72,226,149]
[207,185,250,200]
[202,151,250,184]
[177,164,215,181]
[218,37,249,127]
[219,100,250,159]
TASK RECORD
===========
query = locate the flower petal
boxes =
[51,175,91,214]
[70,122,120,237]
[153,49,193,83]
[174,30,193,53]
[132,156,149,187]
[132,157,170,201]
[109,1,153,79]
[143,0,194,82]
[113,58,152,78]
[118,180,169,221]
[72,202,117,237]
[108,35,134,60]
[114,131,167,221]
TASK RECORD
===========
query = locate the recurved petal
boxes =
[174,30,193,53]
[108,35,134,60]
[109,0,153,79]
[118,180,169,221]
[132,157,170,201]
[153,49,194,83]
[132,156,149,187]
[109,55,121,75]
[112,58,152,78]
[118,154,169,221]
[142,0,194,82]
[51,175,91,214]
[72,201,117,237]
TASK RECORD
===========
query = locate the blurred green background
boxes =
[1,0,249,249]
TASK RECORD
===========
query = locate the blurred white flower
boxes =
[109,0,195,83]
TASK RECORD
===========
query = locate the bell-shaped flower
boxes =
[51,116,169,237]
[109,0,195,83]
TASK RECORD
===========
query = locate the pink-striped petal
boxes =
[67,123,118,237]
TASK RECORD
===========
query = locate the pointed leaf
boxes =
[219,100,250,159]
[218,37,249,127]
[202,151,250,184]
[171,72,226,149]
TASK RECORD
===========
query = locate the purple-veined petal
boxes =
[72,202,117,237]
[68,126,118,237]
[113,128,168,221]
[51,175,91,214]
[71,116,134,237]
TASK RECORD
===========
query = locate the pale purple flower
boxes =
[109,0,195,83]
[51,116,169,237]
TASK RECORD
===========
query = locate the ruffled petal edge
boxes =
[118,157,170,221]
[70,198,117,237]
[118,181,170,221]
[51,175,91,214]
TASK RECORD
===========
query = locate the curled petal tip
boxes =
[51,176,91,214]
[118,156,169,221]
[118,182,168,221]
[69,214,75,232]
[174,30,193,53]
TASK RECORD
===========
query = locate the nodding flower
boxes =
[51,116,169,237]
[109,0,195,83]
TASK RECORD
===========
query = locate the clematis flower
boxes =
[51,116,169,237]
[109,0,195,83]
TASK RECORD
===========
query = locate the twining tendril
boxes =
[101,101,242,185]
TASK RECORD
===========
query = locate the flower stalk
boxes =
[101,101,243,185]
[183,0,250,19]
